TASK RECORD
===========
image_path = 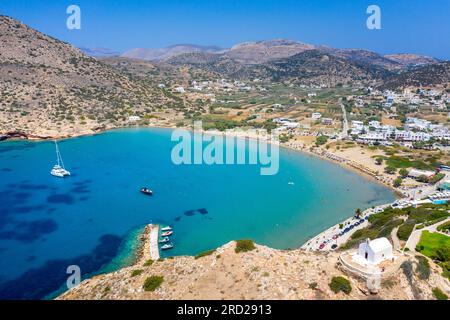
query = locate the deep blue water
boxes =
[0,128,395,299]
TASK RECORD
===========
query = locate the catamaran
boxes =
[50,140,71,178]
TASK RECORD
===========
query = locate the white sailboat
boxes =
[50,140,71,178]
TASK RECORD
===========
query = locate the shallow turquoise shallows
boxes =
[0,128,395,299]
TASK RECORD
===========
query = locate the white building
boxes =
[322,118,333,125]
[357,132,388,144]
[394,130,430,142]
[311,112,322,120]
[405,117,431,131]
[274,117,299,128]
[173,86,185,93]
[358,238,393,265]
[127,116,141,122]
[272,103,285,110]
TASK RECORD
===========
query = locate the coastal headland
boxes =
[57,239,446,300]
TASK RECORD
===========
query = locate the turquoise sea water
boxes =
[0,128,395,299]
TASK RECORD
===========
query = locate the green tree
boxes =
[315,135,328,146]
[384,165,397,175]
[399,168,409,178]
[393,177,402,187]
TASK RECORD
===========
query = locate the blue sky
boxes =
[1,0,449,59]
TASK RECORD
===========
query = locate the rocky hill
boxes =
[58,241,447,300]
[165,52,250,78]
[327,49,402,70]
[167,49,393,86]
[121,44,224,61]
[224,39,317,64]
[79,47,121,58]
[384,54,439,67]
[246,50,391,86]
[380,61,450,89]
[0,15,174,137]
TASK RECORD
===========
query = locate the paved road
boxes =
[340,103,349,139]
[391,226,401,251]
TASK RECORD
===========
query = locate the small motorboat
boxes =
[161,231,173,237]
[161,243,173,250]
[161,226,172,231]
[158,237,170,243]
[140,187,153,195]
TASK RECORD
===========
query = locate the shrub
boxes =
[384,165,397,175]
[430,173,445,184]
[393,177,402,187]
[437,221,450,233]
[432,287,448,300]
[308,282,318,290]
[143,259,154,266]
[434,247,450,262]
[417,175,429,183]
[315,135,328,146]
[329,276,352,294]
[131,269,143,277]
[397,222,415,241]
[195,249,216,259]
[415,256,430,280]
[399,168,409,178]
[235,239,255,253]
[143,275,164,292]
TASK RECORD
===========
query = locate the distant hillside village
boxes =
[163,76,450,150]
[349,88,450,148]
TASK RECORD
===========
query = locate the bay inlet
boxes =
[0,128,395,299]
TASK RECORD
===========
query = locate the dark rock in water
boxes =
[184,210,196,216]
[0,219,57,243]
[198,208,208,215]
[47,194,74,205]
[0,234,122,299]
[174,216,181,221]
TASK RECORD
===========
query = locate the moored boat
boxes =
[140,187,153,195]
[161,231,173,237]
[50,141,71,178]
[158,237,170,243]
[161,226,172,231]
[161,243,173,250]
